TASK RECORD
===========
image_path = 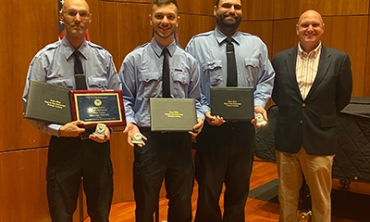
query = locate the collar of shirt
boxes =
[61,37,89,60]
[214,27,241,46]
[298,42,322,59]
[150,38,177,58]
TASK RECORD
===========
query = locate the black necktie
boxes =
[226,37,237,87]
[162,48,170,98]
[73,50,87,90]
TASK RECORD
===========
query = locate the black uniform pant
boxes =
[134,128,194,222]
[194,122,255,222]
[47,136,113,222]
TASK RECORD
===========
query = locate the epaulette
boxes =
[133,42,150,50]
[44,41,61,51]
[192,30,214,39]
[87,41,103,49]
[240,32,252,37]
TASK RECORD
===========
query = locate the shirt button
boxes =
[300,120,303,124]
[302,103,306,107]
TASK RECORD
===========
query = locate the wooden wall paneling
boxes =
[1,0,56,151]
[110,132,135,203]
[178,0,215,16]
[0,0,12,129]
[271,19,299,56]
[306,0,369,16]
[365,14,370,97]
[98,1,121,69]
[321,16,368,97]
[101,0,217,16]
[116,3,153,64]
[177,14,215,48]
[273,0,301,19]
[274,0,369,19]
[0,149,49,222]
[87,0,101,44]
[104,0,151,3]
[239,21,274,59]
[17,120,51,150]
[242,0,274,21]
[99,2,152,70]
[0,148,86,222]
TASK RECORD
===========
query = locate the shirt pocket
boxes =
[201,60,223,86]
[137,71,161,97]
[87,77,108,89]
[244,58,260,86]
[138,71,161,83]
[173,70,189,85]
[47,77,73,89]
[172,70,189,97]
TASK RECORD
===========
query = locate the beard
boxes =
[215,11,241,32]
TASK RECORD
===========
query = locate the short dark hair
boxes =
[215,0,242,7]
[152,0,178,8]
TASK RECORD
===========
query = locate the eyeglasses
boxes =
[63,10,90,19]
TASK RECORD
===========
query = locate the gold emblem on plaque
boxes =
[94,99,102,106]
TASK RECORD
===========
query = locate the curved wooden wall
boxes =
[1,0,369,221]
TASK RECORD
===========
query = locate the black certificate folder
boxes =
[150,98,197,131]
[210,87,254,121]
[24,80,72,124]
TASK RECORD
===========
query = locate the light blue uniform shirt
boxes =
[22,38,121,136]
[119,38,204,127]
[185,28,275,113]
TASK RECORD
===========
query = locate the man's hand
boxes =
[189,118,204,136]
[123,122,147,147]
[205,111,225,126]
[252,106,268,129]
[89,126,110,143]
[59,120,86,137]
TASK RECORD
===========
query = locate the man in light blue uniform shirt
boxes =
[22,0,120,221]
[119,0,203,222]
[185,0,275,221]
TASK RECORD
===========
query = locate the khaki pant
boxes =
[276,148,334,222]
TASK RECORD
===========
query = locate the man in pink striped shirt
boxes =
[271,10,353,222]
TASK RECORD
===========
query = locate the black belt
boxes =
[80,128,95,140]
